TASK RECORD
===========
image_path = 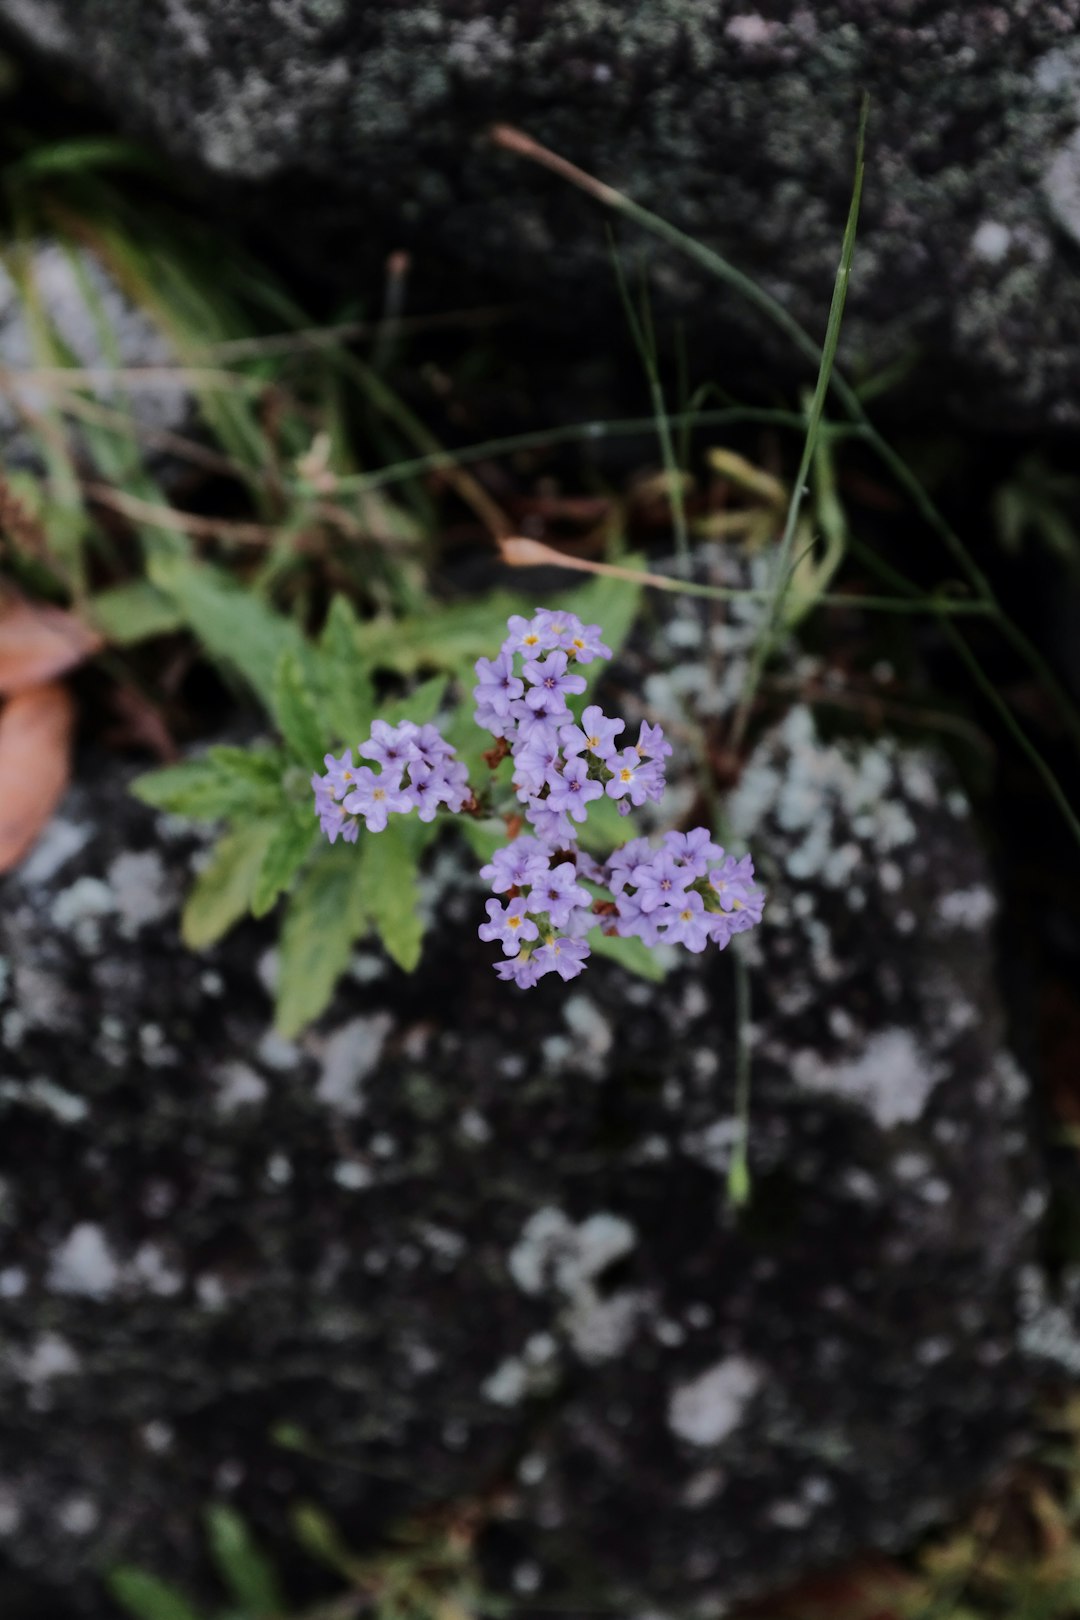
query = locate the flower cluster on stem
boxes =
[312,606,765,987]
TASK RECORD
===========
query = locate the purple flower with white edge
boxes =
[359,719,419,778]
[631,850,692,913]
[526,862,592,928]
[479,897,540,956]
[664,826,723,877]
[522,650,587,716]
[494,951,542,988]
[480,838,551,893]
[657,890,712,952]
[342,767,413,832]
[560,704,624,761]
[532,936,591,982]
[473,651,525,719]
[634,720,672,760]
[546,757,604,823]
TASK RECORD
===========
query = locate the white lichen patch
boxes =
[213,1062,267,1114]
[936,885,996,930]
[668,1356,762,1447]
[792,1028,941,1129]
[50,876,116,951]
[47,1222,121,1299]
[15,1331,80,1383]
[106,849,174,935]
[562,995,613,1061]
[315,1014,392,1114]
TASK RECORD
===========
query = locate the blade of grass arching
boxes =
[942,619,1080,850]
[728,96,867,752]
[609,237,690,572]
[493,117,1080,762]
[727,942,753,1208]
[325,407,841,497]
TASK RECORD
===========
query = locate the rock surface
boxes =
[0,243,186,467]
[5,3,1080,423]
[0,574,1046,1615]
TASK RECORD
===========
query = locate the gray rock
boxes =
[5,3,1080,423]
[0,566,1044,1614]
[0,242,187,465]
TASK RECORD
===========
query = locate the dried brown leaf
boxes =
[0,596,102,695]
[0,682,75,872]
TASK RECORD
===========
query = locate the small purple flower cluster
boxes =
[311,605,765,988]
[312,719,469,842]
[608,830,765,952]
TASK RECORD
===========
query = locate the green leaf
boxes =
[380,675,447,730]
[132,748,285,822]
[358,818,429,972]
[107,1569,203,1620]
[147,553,301,699]
[251,809,317,918]
[85,581,183,644]
[458,818,507,865]
[291,1504,359,1582]
[271,649,325,768]
[577,791,631,855]
[318,596,377,746]
[588,926,667,982]
[10,136,162,177]
[182,822,278,949]
[274,846,368,1037]
[204,1505,284,1619]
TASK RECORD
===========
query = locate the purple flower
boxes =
[664,827,723,877]
[312,772,360,844]
[546,757,604,823]
[342,767,413,832]
[657,890,712,952]
[635,720,672,760]
[605,837,653,893]
[631,850,691,913]
[613,887,662,946]
[321,748,363,797]
[480,838,551,893]
[560,704,625,761]
[708,854,763,916]
[564,622,612,664]
[522,650,587,716]
[359,720,419,778]
[473,651,525,719]
[526,862,592,928]
[414,723,456,763]
[502,614,548,656]
[479,897,540,956]
[605,747,656,806]
[532,936,591,982]
[513,724,563,798]
[407,760,468,822]
[523,801,577,850]
[532,609,585,652]
[494,951,542,988]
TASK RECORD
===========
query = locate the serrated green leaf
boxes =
[204,1505,284,1619]
[147,553,301,699]
[182,822,278,949]
[318,596,377,746]
[85,581,183,644]
[587,926,667,982]
[132,748,285,822]
[380,675,447,730]
[271,649,325,768]
[107,1569,203,1620]
[251,809,317,917]
[274,846,368,1037]
[358,818,429,972]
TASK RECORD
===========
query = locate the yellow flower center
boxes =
[619,767,634,783]
[373,787,386,802]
